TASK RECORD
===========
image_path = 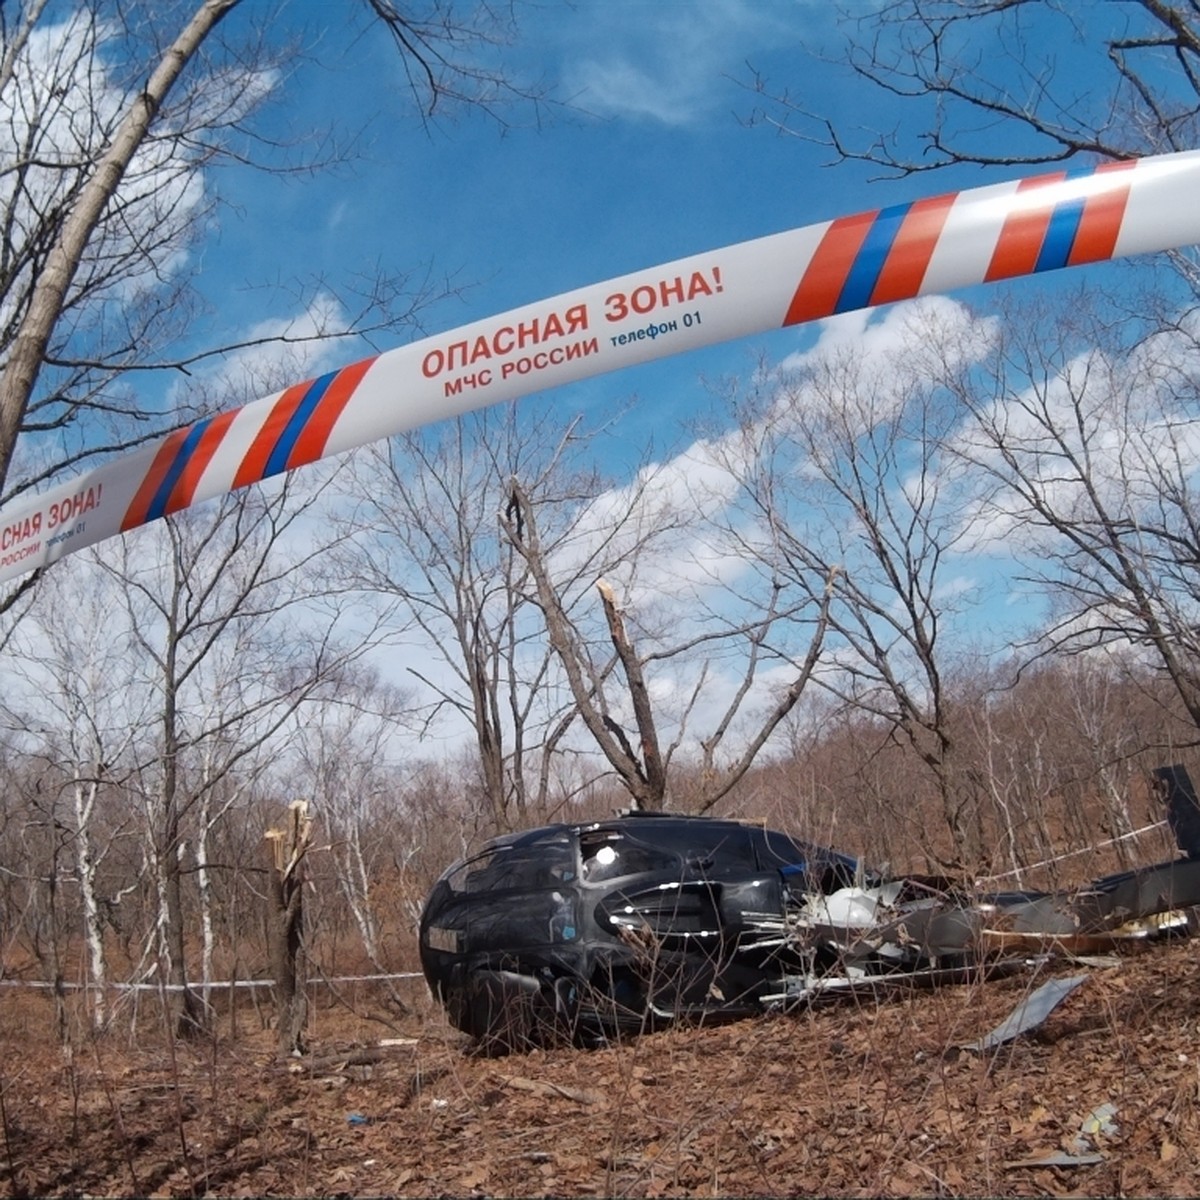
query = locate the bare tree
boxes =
[749,1,1200,174]
[0,560,148,1028]
[713,301,997,865]
[501,471,834,815]
[98,469,385,1035]
[739,1,1200,862]
[942,302,1200,741]
[264,798,313,1057]
[337,404,617,830]
[291,667,414,986]
[0,1,241,500]
[0,0,544,557]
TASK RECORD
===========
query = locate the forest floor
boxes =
[4,938,1200,1198]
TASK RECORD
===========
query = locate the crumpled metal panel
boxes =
[965,975,1090,1052]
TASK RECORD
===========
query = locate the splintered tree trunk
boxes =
[596,578,666,810]
[265,801,313,1057]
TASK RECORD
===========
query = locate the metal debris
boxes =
[1073,1102,1119,1152]
[964,975,1089,1052]
[1004,1149,1105,1170]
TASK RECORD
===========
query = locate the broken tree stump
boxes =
[265,799,314,1057]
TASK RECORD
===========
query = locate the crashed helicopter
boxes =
[419,764,1200,1050]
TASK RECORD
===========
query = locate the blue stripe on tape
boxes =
[836,202,911,313]
[146,419,211,521]
[1035,166,1093,272]
[264,372,336,478]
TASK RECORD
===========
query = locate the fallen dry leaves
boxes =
[4,939,1200,1196]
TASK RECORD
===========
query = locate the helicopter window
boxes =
[580,830,679,883]
[752,828,858,890]
[447,837,575,894]
[679,826,757,872]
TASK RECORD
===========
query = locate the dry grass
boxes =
[3,936,1200,1197]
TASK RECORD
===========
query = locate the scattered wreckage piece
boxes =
[418,764,1200,1051]
[963,974,1090,1053]
[1003,1149,1106,1170]
[1002,1102,1120,1171]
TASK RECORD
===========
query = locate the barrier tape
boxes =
[0,970,424,991]
[974,820,1171,884]
[3,149,1200,585]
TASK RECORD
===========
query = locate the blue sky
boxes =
[109,3,1196,697]
[10,0,1195,762]
[187,0,1159,457]
[197,1,944,444]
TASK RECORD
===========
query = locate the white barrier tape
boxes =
[976,820,1170,884]
[3,150,1200,584]
[0,971,424,991]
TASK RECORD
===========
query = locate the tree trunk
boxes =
[74,821,107,1030]
[265,801,312,1057]
[596,579,666,810]
[0,0,241,493]
[160,654,203,1038]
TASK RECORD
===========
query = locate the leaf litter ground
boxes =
[4,939,1200,1197]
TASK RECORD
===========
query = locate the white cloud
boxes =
[559,1,811,127]
[549,427,754,616]
[166,293,353,412]
[779,296,998,393]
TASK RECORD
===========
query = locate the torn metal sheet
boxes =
[1004,1149,1106,1170]
[419,763,1200,1051]
[964,975,1089,1052]
[1073,1102,1119,1152]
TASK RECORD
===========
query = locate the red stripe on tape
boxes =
[164,410,240,515]
[784,212,877,326]
[869,192,957,306]
[121,428,191,531]
[985,173,1067,282]
[1068,160,1136,265]
[232,381,311,490]
[286,357,376,471]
